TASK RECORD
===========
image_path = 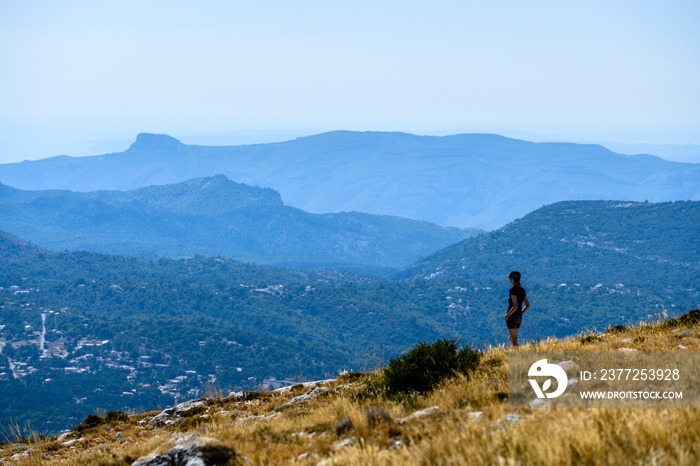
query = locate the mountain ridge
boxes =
[0,175,477,274]
[393,200,700,286]
[0,131,697,229]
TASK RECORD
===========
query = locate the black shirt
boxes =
[508,285,527,315]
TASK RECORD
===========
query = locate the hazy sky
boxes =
[1,0,699,163]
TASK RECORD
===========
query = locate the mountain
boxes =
[393,200,700,287]
[1,131,698,229]
[0,175,477,274]
[0,230,46,260]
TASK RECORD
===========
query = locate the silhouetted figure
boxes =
[505,271,530,347]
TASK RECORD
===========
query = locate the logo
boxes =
[528,359,568,398]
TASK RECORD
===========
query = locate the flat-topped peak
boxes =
[129,133,183,151]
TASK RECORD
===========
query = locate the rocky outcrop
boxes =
[132,433,237,466]
[145,400,207,427]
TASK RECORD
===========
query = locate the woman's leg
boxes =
[508,328,519,347]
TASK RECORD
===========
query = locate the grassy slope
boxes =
[2,310,699,465]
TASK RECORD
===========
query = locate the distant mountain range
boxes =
[0,175,476,274]
[393,200,700,290]
[0,131,697,230]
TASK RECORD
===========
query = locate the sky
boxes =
[1,0,699,163]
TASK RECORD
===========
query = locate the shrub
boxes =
[580,335,602,345]
[665,309,700,328]
[199,444,238,465]
[105,411,129,424]
[606,324,627,334]
[364,405,392,427]
[337,372,367,383]
[334,416,354,436]
[383,339,480,395]
[72,414,104,433]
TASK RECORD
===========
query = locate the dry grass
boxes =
[2,312,698,465]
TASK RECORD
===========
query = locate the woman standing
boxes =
[505,271,530,347]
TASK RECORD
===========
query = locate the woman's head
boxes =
[509,270,521,284]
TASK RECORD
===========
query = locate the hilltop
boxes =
[0,231,46,260]
[2,309,698,465]
[394,200,700,286]
[0,131,697,229]
[0,175,477,274]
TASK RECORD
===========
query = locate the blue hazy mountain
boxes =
[0,131,698,230]
[0,175,477,274]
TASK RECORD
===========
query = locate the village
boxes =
[0,285,234,403]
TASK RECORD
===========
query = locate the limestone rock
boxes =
[277,386,330,410]
[557,360,576,371]
[149,399,206,427]
[399,406,440,424]
[132,433,236,466]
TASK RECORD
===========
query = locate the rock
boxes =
[63,438,84,446]
[491,413,520,428]
[133,443,236,466]
[298,452,311,460]
[386,439,403,449]
[620,338,632,343]
[174,400,207,416]
[233,412,280,426]
[678,345,687,349]
[273,378,336,393]
[618,347,638,351]
[333,437,356,450]
[567,378,579,388]
[277,386,330,410]
[530,399,547,408]
[149,399,206,427]
[399,406,440,424]
[229,391,244,400]
[170,434,221,447]
[10,444,31,452]
[557,360,576,371]
[468,411,484,421]
[132,434,236,466]
[678,330,694,336]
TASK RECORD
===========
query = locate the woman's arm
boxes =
[521,295,530,314]
[506,294,518,318]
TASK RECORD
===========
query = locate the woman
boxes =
[505,270,530,347]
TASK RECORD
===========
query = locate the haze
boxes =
[1,0,699,163]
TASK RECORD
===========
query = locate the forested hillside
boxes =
[0,175,477,275]
[395,200,700,290]
[1,222,696,434]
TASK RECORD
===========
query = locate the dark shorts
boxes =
[506,313,522,329]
